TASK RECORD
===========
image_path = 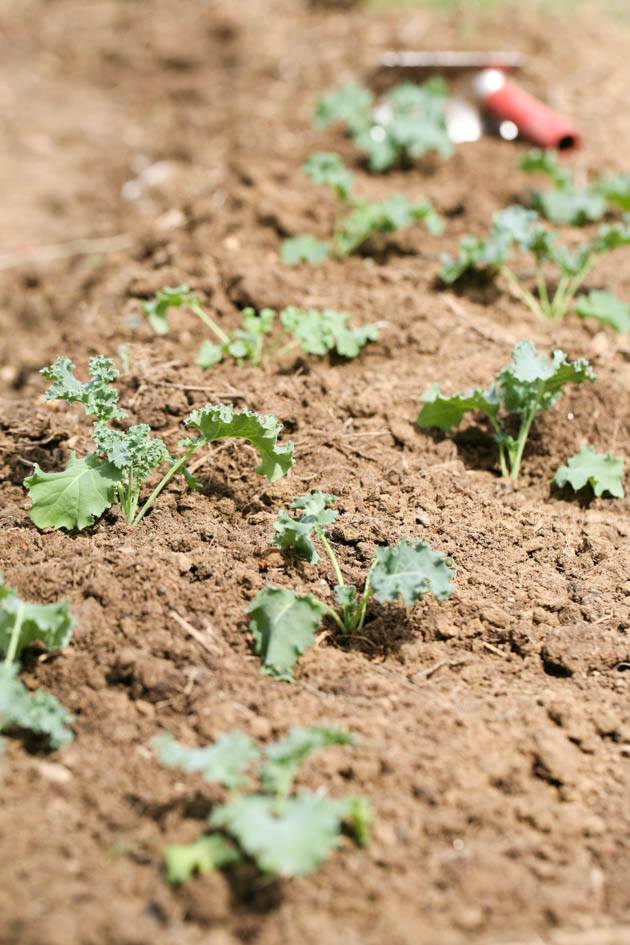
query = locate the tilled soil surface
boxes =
[0,3,629,945]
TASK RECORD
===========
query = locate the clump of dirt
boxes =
[0,2,629,945]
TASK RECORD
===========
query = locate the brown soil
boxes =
[0,2,629,944]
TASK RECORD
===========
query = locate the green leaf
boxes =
[498,341,596,416]
[593,174,630,211]
[334,584,357,610]
[384,79,452,162]
[24,452,122,532]
[0,579,74,658]
[417,383,500,431]
[280,308,377,359]
[339,795,373,846]
[575,290,630,333]
[519,148,573,189]
[261,726,353,797]
[280,235,330,266]
[353,128,400,173]
[41,356,125,422]
[491,205,539,249]
[210,793,348,877]
[531,188,607,226]
[183,404,294,481]
[272,491,337,564]
[248,586,325,681]
[142,284,200,335]
[335,195,442,257]
[0,663,73,749]
[196,340,225,368]
[303,152,353,201]
[553,446,624,498]
[314,83,374,134]
[163,835,240,884]
[439,234,508,284]
[154,731,260,788]
[591,219,630,254]
[92,422,170,483]
[370,539,455,607]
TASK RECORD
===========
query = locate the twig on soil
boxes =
[413,657,470,681]
[480,640,509,659]
[0,234,132,271]
[170,609,220,656]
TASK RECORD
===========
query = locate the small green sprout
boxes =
[281,152,443,264]
[24,357,294,530]
[440,204,630,322]
[248,491,454,681]
[418,341,596,482]
[154,725,370,882]
[520,149,630,225]
[0,577,74,750]
[144,290,379,368]
[315,79,452,172]
[553,446,624,498]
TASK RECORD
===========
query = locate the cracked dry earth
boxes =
[0,2,629,945]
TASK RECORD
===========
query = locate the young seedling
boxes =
[418,341,596,482]
[143,289,379,367]
[24,356,294,530]
[281,152,443,265]
[0,577,74,750]
[247,492,455,680]
[154,725,371,882]
[315,79,453,172]
[553,446,624,498]
[520,149,630,225]
[440,204,630,322]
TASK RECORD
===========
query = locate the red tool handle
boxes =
[475,70,580,151]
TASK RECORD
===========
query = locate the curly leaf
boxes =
[335,195,442,256]
[92,423,170,483]
[261,726,353,797]
[280,307,378,359]
[303,152,353,201]
[575,290,630,334]
[498,341,595,416]
[163,835,240,884]
[314,83,374,134]
[370,539,455,607]
[210,793,348,877]
[196,340,225,368]
[532,188,607,226]
[272,491,337,564]
[0,663,73,749]
[280,235,330,266]
[553,446,624,498]
[154,731,260,788]
[418,383,500,431]
[41,355,125,422]
[594,174,630,211]
[519,148,573,189]
[184,404,294,481]
[248,586,325,681]
[0,579,74,658]
[24,452,121,532]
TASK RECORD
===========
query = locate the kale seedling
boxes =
[248,491,455,680]
[0,577,74,750]
[24,356,294,530]
[281,152,443,265]
[143,288,379,367]
[314,79,453,172]
[520,149,630,225]
[553,446,624,498]
[440,204,630,322]
[418,341,595,482]
[154,725,371,882]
